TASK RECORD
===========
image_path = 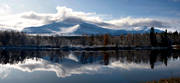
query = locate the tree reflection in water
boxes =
[0,50,179,69]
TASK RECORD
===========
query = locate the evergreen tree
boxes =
[150,27,157,46]
[161,29,171,47]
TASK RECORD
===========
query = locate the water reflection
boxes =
[0,50,180,82]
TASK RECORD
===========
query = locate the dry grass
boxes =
[146,78,180,83]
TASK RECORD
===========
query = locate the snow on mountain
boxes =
[22,22,162,35]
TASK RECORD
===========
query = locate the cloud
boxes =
[0,6,103,31]
[20,6,102,24]
[47,24,80,35]
[0,6,179,32]
[106,17,171,30]
[20,11,56,24]
[0,4,11,16]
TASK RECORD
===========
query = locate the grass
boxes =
[146,77,180,83]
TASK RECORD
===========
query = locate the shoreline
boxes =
[0,46,174,51]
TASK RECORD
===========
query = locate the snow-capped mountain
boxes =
[23,22,162,35]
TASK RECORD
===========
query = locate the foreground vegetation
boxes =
[146,77,180,83]
[0,27,179,48]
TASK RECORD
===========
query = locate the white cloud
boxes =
[20,6,102,25]
[0,6,103,31]
[0,6,179,32]
[0,4,11,16]
[106,17,171,30]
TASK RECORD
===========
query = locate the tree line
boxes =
[0,27,179,47]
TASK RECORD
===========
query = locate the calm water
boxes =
[0,50,180,83]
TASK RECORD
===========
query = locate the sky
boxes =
[0,0,180,31]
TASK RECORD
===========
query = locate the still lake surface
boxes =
[0,50,180,83]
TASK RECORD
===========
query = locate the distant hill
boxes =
[23,22,162,35]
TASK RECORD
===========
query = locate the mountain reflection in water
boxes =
[0,50,180,83]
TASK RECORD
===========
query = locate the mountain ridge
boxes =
[22,22,162,35]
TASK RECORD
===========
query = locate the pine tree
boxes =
[150,27,157,46]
